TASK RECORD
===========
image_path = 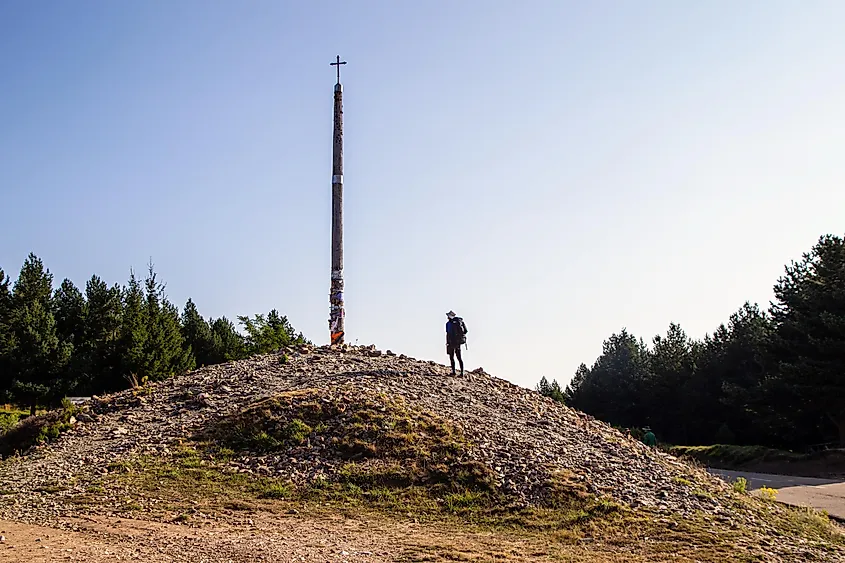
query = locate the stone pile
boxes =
[0,345,734,523]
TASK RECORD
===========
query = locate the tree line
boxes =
[0,253,308,414]
[538,234,845,449]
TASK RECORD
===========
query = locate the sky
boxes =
[2,1,844,390]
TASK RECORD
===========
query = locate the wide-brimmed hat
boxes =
[446,311,456,318]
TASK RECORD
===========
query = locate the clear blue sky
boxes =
[2,1,844,389]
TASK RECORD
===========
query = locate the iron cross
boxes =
[330,55,347,83]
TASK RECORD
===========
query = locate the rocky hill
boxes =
[0,345,843,562]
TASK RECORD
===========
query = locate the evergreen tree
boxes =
[0,255,309,402]
[80,276,123,393]
[564,363,590,407]
[770,234,845,445]
[682,329,729,444]
[713,303,778,445]
[0,268,13,400]
[53,279,86,347]
[536,233,845,450]
[536,376,565,403]
[569,329,652,428]
[52,278,87,393]
[181,299,214,367]
[7,254,71,413]
[238,309,307,355]
[118,270,148,383]
[209,316,247,362]
[140,263,193,381]
[646,323,695,444]
[267,309,307,344]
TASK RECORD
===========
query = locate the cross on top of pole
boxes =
[330,55,347,84]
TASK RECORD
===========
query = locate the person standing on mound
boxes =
[445,310,468,376]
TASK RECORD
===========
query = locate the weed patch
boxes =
[200,387,498,497]
[0,400,81,458]
[0,410,27,433]
[255,482,292,499]
[758,486,778,502]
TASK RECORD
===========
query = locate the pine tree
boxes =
[770,234,845,445]
[118,270,148,384]
[0,268,13,401]
[53,279,86,348]
[573,329,651,428]
[712,303,778,445]
[81,275,124,394]
[238,309,307,355]
[563,363,590,407]
[7,254,71,413]
[117,264,194,384]
[209,316,246,362]
[52,278,87,394]
[536,376,565,403]
[140,263,193,381]
[181,299,214,367]
[646,323,695,444]
[532,233,845,450]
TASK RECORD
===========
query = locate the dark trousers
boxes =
[447,343,463,374]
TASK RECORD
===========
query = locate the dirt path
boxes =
[0,516,400,562]
[0,511,759,563]
[0,514,588,563]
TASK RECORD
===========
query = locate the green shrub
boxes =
[444,490,484,513]
[256,482,292,499]
[732,477,748,494]
[282,419,312,444]
[0,411,26,433]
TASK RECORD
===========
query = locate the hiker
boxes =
[445,310,467,376]
[642,426,657,447]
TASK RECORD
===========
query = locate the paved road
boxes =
[710,469,845,520]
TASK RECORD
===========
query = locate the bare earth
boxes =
[0,515,431,563]
[0,513,628,563]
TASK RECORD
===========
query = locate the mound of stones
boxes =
[0,345,734,523]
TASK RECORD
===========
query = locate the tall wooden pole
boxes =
[329,55,346,345]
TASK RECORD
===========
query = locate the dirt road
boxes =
[0,513,632,563]
[711,468,845,520]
